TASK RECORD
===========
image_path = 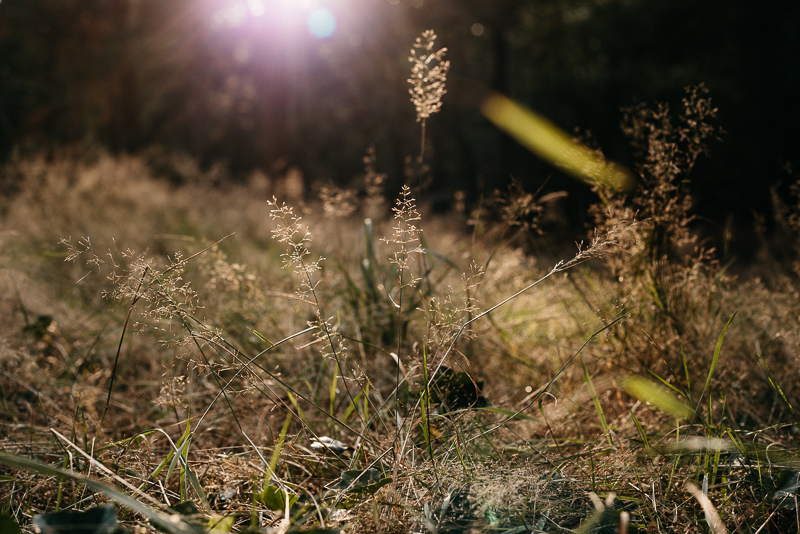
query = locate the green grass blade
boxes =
[0,452,197,534]
[329,361,339,416]
[342,391,364,424]
[147,427,185,483]
[420,388,434,462]
[363,382,369,425]
[681,343,694,404]
[185,461,210,512]
[695,312,737,416]
[286,391,310,428]
[165,420,193,486]
[630,410,652,460]
[421,344,435,463]
[646,369,691,401]
[252,330,275,347]
[582,357,612,447]
[364,217,377,266]
[754,352,799,425]
[262,411,292,494]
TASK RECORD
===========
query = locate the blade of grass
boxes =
[50,429,162,507]
[420,343,435,464]
[329,361,339,417]
[681,343,694,404]
[694,312,737,418]
[186,463,210,512]
[754,352,799,427]
[646,369,691,402]
[341,390,364,424]
[582,357,612,447]
[163,421,192,486]
[286,391,310,429]
[631,410,652,461]
[252,330,275,348]
[0,452,197,534]
[261,411,292,496]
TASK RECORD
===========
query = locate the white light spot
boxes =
[525,386,533,393]
[217,3,248,28]
[471,23,484,36]
[247,0,265,16]
[307,8,337,39]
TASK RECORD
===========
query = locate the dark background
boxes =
[1,0,799,255]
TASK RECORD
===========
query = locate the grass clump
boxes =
[0,32,799,534]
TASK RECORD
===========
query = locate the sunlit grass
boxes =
[1,43,799,534]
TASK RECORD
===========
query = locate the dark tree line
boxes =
[1,0,799,242]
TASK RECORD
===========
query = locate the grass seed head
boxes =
[408,30,450,123]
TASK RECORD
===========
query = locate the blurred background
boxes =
[1,0,799,255]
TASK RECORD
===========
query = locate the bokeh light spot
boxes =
[213,3,248,28]
[307,8,337,39]
[471,23,485,36]
[247,0,265,16]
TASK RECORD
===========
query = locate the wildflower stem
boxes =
[419,118,427,162]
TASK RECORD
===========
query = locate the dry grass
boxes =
[1,78,799,534]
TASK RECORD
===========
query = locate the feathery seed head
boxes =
[408,30,450,123]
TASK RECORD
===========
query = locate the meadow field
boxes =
[1,29,800,534]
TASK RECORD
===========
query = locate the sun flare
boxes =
[213,0,342,40]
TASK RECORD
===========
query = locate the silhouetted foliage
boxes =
[1,0,798,245]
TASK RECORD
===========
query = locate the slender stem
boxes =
[98,273,144,434]
[419,118,427,162]
[394,261,404,462]
[303,263,370,434]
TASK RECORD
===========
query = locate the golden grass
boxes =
[1,90,799,532]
